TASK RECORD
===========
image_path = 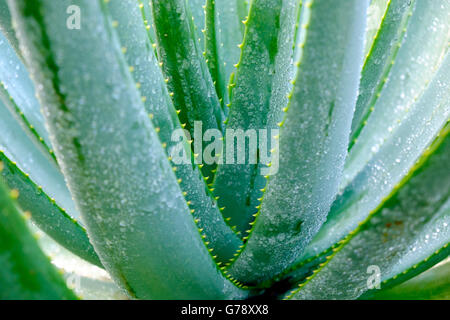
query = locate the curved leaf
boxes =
[212,0,300,236]
[350,0,414,153]
[0,34,100,266]
[226,0,368,285]
[0,170,76,300]
[0,151,101,267]
[0,31,53,157]
[288,126,450,300]
[298,50,450,265]
[0,95,80,221]
[107,0,241,263]
[9,0,248,299]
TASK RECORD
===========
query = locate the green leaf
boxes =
[107,0,241,263]
[212,0,300,236]
[297,48,450,267]
[345,0,449,187]
[0,95,80,223]
[151,0,225,182]
[350,0,414,153]
[225,0,368,285]
[0,0,20,56]
[0,169,76,300]
[0,150,102,267]
[0,31,54,158]
[205,0,247,108]
[287,126,450,300]
[236,0,250,25]
[9,0,248,299]
[0,31,101,267]
[370,259,450,300]
[31,226,127,300]
[364,0,390,58]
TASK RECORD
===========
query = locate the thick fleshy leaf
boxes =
[0,0,20,56]
[0,31,53,156]
[226,0,368,285]
[0,95,79,221]
[0,151,101,267]
[0,34,99,266]
[345,0,450,187]
[370,259,450,300]
[0,170,76,300]
[288,127,450,300]
[151,0,225,182]
[297,50,450,265]
[9,0,248,299]
[107,0,241,263]
[212,0,300,236]
[205,0,247,108]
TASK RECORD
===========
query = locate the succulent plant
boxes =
[0,0,449,300]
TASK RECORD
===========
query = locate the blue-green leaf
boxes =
[0,169,76,300]
[0,95,80,222]
[350,0,414,153]
[0,150,101,267]
[298,48,450,266]
[212,0,300,236]
[345,0,449,187]
[9,0,248,299]
[225,0,368,285]
[0,31,101,266]
[0,0,20,56]
[205,0,247,108]
[287,126,450,300]
[0,31,53,157]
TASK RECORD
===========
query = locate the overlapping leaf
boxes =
[225,0,368,285]
[0,170,76,300]
[297,33,450,268]
[205,0,247,108]
[107,0,241,263]
[9,0,248,299]
[288,125,450,300]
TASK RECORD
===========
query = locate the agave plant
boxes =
[0,0,448,300]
